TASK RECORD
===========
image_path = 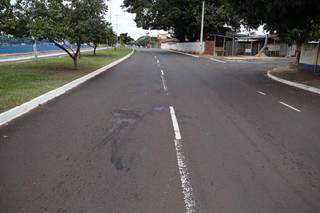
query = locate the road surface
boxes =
[1,48,320,213]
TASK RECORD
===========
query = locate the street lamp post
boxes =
[114,14,120,48]
[145,31,150,48]
[109,0,112,23]
[200,1,205,54]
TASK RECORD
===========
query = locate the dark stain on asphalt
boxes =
[97,109,141,147]
[97,107,165,171]
[152,105,166,112]
[97,109,141,171]
[110,140,124,171]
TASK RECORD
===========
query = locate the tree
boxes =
[105,26,117,46]
[0,0,28,37]
[136,35,160,47]
[123,0,240,42]
[225,0,320,60]
[14,0,108,69]
[0,0,11,33]
[87,21,110,56]
[118,33,134,45]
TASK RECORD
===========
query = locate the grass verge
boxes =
[0,47,132,113]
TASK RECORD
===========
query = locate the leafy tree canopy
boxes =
[0,0,11,33]
[136,35,159,47]
[226,0,320,42]
[123,0,240,41]
[118,33,135,45]
[106,26,118,46]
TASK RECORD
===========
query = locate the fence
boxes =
[161,42,203,54]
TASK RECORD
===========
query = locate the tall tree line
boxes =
[123,0,320,44]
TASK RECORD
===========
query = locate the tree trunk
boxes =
[296,41,302,65]
[73,43,81,70]
[94,45,97,55]
[257,34,268,56]
[73,56,78,70]
[51,40,82,70]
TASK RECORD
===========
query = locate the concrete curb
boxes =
[267,69,320,95]
[166,49,200,58]
[0,49,135,126]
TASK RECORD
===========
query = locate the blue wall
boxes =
[0,42,86,54]
[0,42,60,54]
[299,63,320,73]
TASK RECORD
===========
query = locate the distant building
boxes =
[299,42,320,73]
[203,34,296,57]
[157,32,178,43]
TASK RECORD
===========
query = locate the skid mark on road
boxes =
[169,106,195,213]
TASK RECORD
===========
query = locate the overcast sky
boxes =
[108,0,165,40]
[108,0,266,40]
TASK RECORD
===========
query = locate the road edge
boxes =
[0,48,135,126]
[166,49,200,58]
[267,69,320,95]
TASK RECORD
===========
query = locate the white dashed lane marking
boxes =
[169,106,195,213]
[257,91,266,96]
[279,101,301,112]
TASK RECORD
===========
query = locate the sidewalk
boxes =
[201,54,294,63]
[223,55,288,61]
[268,66,320,95]
[0,47,110,63]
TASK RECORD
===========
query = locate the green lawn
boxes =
[0,48,132,113]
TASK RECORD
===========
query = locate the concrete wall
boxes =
[161,42,203,54]
[299,43,320,73]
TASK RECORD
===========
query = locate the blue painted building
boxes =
[299,42,320,73]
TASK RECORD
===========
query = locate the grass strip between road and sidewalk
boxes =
[0,48,132,113]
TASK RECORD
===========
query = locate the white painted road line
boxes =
[169,106,182,140]
[210,58,227,64]
[161,69,164,76]
[157,59,160,64]
[169,106,195,213]
[279,101,301,112]
[257,91,266,96]
[161,75,168,93]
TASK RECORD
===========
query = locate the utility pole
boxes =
[109,0,112,23]
[314,40,320,73]
[145,31,150,48]
[114,14,120,48]
[200,1,205,54]
[32,37,38,59]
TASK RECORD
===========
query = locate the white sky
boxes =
[108,0,165,40]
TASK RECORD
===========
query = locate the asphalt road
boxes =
[1,48,320,213]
